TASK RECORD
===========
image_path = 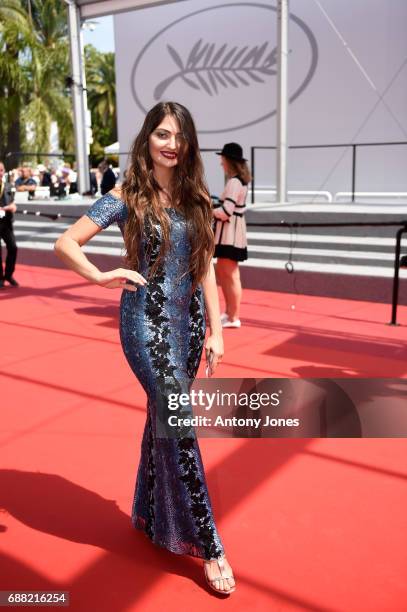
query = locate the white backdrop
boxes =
[114,0,407,197]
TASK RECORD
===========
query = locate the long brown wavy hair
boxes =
[121,102,214,291]
[224,157,252,185]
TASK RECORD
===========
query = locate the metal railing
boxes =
[4,141,407,205]
[12,207,407,324]
[250,189,333,204]
[390,224,407,325]
[5,151,75,163]
[335,192,407,203]
[250,141,407,204]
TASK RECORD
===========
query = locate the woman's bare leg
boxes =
[215,259,229,315]
[218,258,241,321]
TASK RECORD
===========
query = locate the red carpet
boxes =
[1,264,406,611]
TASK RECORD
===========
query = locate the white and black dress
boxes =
[213,175,248,261]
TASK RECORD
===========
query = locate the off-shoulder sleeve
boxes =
[85,193,127,229]
[213,178,241,221]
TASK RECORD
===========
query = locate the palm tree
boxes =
[85,44,117,162]
[1,1,118,168]
[0,0,31,167]
[0,0,74,167]
[21,0,74,155]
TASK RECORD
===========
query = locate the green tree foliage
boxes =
[0,1,117,169]
[85,44,117,165]
[0,0,31,167]
[0,0,73,167]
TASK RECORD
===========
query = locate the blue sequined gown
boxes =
[86,193,225,560]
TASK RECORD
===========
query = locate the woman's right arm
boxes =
[212,178,240,221]
[54,212,147,292]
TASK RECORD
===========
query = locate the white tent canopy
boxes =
[66,0,184,192]
[67,0,288,200]
[103,141,120,154]
[75,0,184,19]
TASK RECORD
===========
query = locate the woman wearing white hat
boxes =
[213,143,250,328]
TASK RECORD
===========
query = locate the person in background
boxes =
[32,167,41,186]
[89,170,98,195]
[213,143,250,328]
[81,170,99,197]
[37,164,52,187]
[49,167,59,197]
[56,166,77,196]
[98,159,116,195]
[0,161,19,288]
[60,167,72,195]
[15,166,36,199]
[9,168,20,187]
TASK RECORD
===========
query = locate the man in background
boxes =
[98,159,116,195]
[0,161,19,288]
[37,164,52,187]
[15,166,36,199]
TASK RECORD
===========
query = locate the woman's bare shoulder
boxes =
[108,185,123,199]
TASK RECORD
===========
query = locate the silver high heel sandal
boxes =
[203,556,236,595]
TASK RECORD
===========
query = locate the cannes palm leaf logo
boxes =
[154,39,277,99]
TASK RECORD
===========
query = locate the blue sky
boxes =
[83,16,115,53]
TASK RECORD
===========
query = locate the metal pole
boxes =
[276,0,289,204]
[351,145,356,202]
[66,0,90,194]
[251,146,255,204]
[390,225,407,325]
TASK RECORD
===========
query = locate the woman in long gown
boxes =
[54,102,236,595]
